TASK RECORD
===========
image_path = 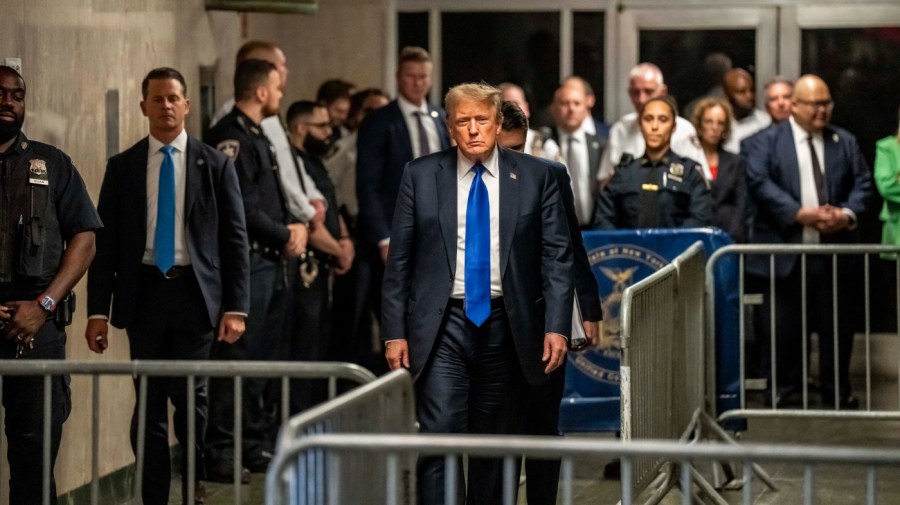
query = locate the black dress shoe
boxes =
[603,459,621,480]
[182,480,207,505]
[205,462,251,484]
[245,451,273,473]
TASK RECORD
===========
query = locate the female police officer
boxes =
[594,95,712,229]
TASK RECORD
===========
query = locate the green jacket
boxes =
[875,135,900,258]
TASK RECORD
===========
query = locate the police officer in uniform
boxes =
[595,95,712,229]
[203,59,307,481]
[0,65,101,505]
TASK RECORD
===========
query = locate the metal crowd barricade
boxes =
[705,244,900,423]
[620,241,773,503]
[0,360,376,505]
[266,368,416,505]
[268,432,900,505]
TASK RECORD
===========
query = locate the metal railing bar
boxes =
[91,374,100,505]
[186,375,196,505]
[134,374,148,503]
[42,374,51,505]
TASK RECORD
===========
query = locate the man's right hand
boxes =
[284,223,309,257]
[385,339,409,370]
[795,207,822,226]
[85,319,109,354]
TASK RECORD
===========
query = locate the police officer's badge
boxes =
[668,162,684,183]
[217,140,240,161]
[28,159,49,186]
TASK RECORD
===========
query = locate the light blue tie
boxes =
[155,145,176,274]
[464,164,490,326]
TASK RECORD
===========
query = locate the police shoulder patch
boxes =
[217,140,240,161]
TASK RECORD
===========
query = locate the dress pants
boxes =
[288,262,332,413]
[207,254,290,469]
[750,255,859,403]
[1,319,69,505]
[524,362,566,505]
[126,268,214,505]
[416,301,523,505]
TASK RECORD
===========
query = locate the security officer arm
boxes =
[5,230,95,345]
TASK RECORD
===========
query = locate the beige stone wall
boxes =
[1,0,391,499]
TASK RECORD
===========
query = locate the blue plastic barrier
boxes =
[559,228,740,433]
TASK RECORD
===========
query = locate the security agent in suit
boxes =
[498,101,602,505]
[204,59,308,479]
[742,75,873,408]
[595,96,712,230]
[383,83,574,505]
[540,83,607,228]
[85,68,249,505]
[0,66,100,505]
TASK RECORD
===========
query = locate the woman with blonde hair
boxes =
[691,96,749,242]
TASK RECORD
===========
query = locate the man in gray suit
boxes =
[382,82,573,504]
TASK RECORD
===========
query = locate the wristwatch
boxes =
[37,293,57,313]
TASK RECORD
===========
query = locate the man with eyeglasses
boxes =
[742,74,874,410]
[285,100,354,413]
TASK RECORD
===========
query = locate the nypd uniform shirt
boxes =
[0,133,102,284]
[204,107,291,251]
[594,149,712,230]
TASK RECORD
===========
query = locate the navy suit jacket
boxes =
[711,149,749,243]
[87,137,250,329]
[742,121,873,278]
[548,127,607,225]
[381,147,574,385]
[356,99,450,245]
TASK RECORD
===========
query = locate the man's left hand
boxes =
[4,300,48,345]
[217,313,246,343]
[582,320,600,347]
[542,332,567,373]
[816,206,850,234]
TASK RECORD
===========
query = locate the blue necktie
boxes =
[465,164,490,326]
[155,145,176,274]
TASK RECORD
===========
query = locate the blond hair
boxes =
[444,82,503,122]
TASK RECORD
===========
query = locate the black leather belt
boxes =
[142,264,192,280]
[448,297,504,310]
[251,241,283,261]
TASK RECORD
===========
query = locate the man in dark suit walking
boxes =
[85,67,250,505]
[383,83,574,504]
[742,74,873,409]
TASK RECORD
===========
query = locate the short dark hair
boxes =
[398,46,432,66]
[141,67,187,99]
[316,79,355,104]
[236,40,280,66]
[346,88,388,130]
[640,95,679,118]
[0,65,26,93]
[286,100,324,128]
[234,59,277,102]
[501,101,529,132]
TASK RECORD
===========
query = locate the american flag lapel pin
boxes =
[510,172,517,180]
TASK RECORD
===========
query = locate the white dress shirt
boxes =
[398,95,441,159]
[724,108,771,153]
[790,116,826,244]
[601,112,709,182]
[144,130,190,266]
[451,147,502,299]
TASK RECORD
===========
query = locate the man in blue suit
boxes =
[86,67,250,504]
[382,83,573,504]
[742,74,873,409]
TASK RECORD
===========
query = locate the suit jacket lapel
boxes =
[586,133,601,191]
[498,148,518,277]
[436,149,458,276]
[134,138,150,240]
[778,124,803,200]
[428,105,450,150]
[184,138,202,221]
[822,127,840,203]
[390,101,414,161]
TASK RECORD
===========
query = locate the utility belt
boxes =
[298,249,332,288]
[0,289,75,327]
[250,240,283,262]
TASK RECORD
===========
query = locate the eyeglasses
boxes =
[795,98,834,110]
[303,121,332,129]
